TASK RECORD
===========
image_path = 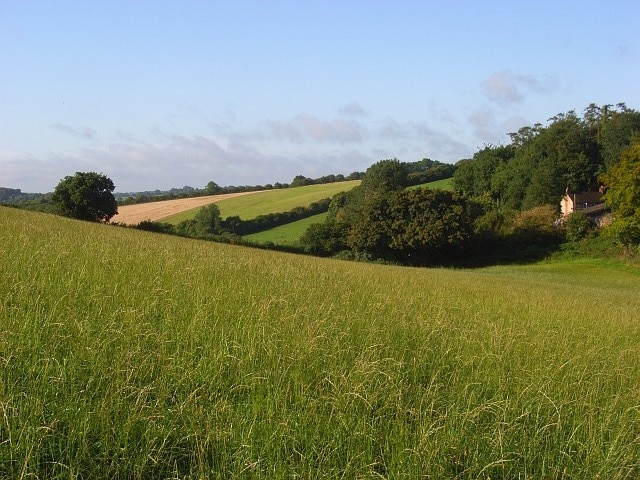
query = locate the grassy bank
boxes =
[1,207,639,478]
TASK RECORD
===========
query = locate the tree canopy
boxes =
[453,104,640,210]
[600,139,640,249]
[52,172,118,222]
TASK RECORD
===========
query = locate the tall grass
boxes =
[1,207,639,478]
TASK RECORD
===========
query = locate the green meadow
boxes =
[1,207,639,479]
[160,181,360,224]
[243,212,329,246]
[407,177,453,191]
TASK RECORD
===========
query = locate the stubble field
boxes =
[111,191,260,225]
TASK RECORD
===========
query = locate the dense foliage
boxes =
[51,172,118,222]
[299,160,475,265]
[453,104,640,210]
[600,139,640,250]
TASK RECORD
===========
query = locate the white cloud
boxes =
[376,118,470,160]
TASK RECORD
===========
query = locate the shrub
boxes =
[564,211,594,242]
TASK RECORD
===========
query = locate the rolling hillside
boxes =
[160,180,360,224]
[2,206,639,478]
[111,191,260,225]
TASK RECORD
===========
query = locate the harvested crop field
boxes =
[112,191,260,225]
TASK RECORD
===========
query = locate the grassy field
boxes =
[408,177,453,191]
[2,207,639,479]
[243,212,328,246]
[160,181,360,224]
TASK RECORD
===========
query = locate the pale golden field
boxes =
[111,191,260,225]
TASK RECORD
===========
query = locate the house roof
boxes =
[568,191,603,203]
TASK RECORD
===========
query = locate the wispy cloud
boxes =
[481,71,553,107]
[5,105,477,192]
[339,102,368,117]
[50,124,98,140]
[266,113,366,144]
[376,118,470,160]
[468,108,502,144]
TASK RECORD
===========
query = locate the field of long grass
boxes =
[160,181,360,224]
[1,207,639,479]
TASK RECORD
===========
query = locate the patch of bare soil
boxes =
[112,191,260,225]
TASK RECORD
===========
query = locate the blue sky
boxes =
[1,1,639,193]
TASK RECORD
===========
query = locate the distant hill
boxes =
[0,187,48,203]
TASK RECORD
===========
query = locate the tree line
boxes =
[116,172,366,206]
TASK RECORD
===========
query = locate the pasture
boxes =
[160,180,360,224]
[1,207,639,478]
[243,212,328,246]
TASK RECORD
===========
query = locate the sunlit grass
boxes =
[159,181,360,224]
[243,212,328,246]
[1,207,639,478]
[408,177,454,190]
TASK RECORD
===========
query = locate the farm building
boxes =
[560,188,606,219]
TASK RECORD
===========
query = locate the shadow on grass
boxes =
[433,234,565,269]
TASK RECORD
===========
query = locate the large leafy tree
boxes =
[52,172,118,222]
[359,158,408,192]
[453,145,514,199]
[346,188,475,264]
[597,106,640,170]
[601,140,640,219]
[600,140,640,249]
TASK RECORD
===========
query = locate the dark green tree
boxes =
[204,181,222,195]
[453,145,514,199]
[597,107,640,170]
[300,221,349,256]
[601,140,640,219]
[346,188,475,264]
[494,111,600,210]
[52,172,118,222]
[193,204,223,235]
[359,158,408,192]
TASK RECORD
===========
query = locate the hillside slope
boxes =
[112,191,260,225]
[2,207,639,478]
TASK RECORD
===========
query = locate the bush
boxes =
[564,211,594,242]
[607,217,640,255]
[510,205,562,244]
